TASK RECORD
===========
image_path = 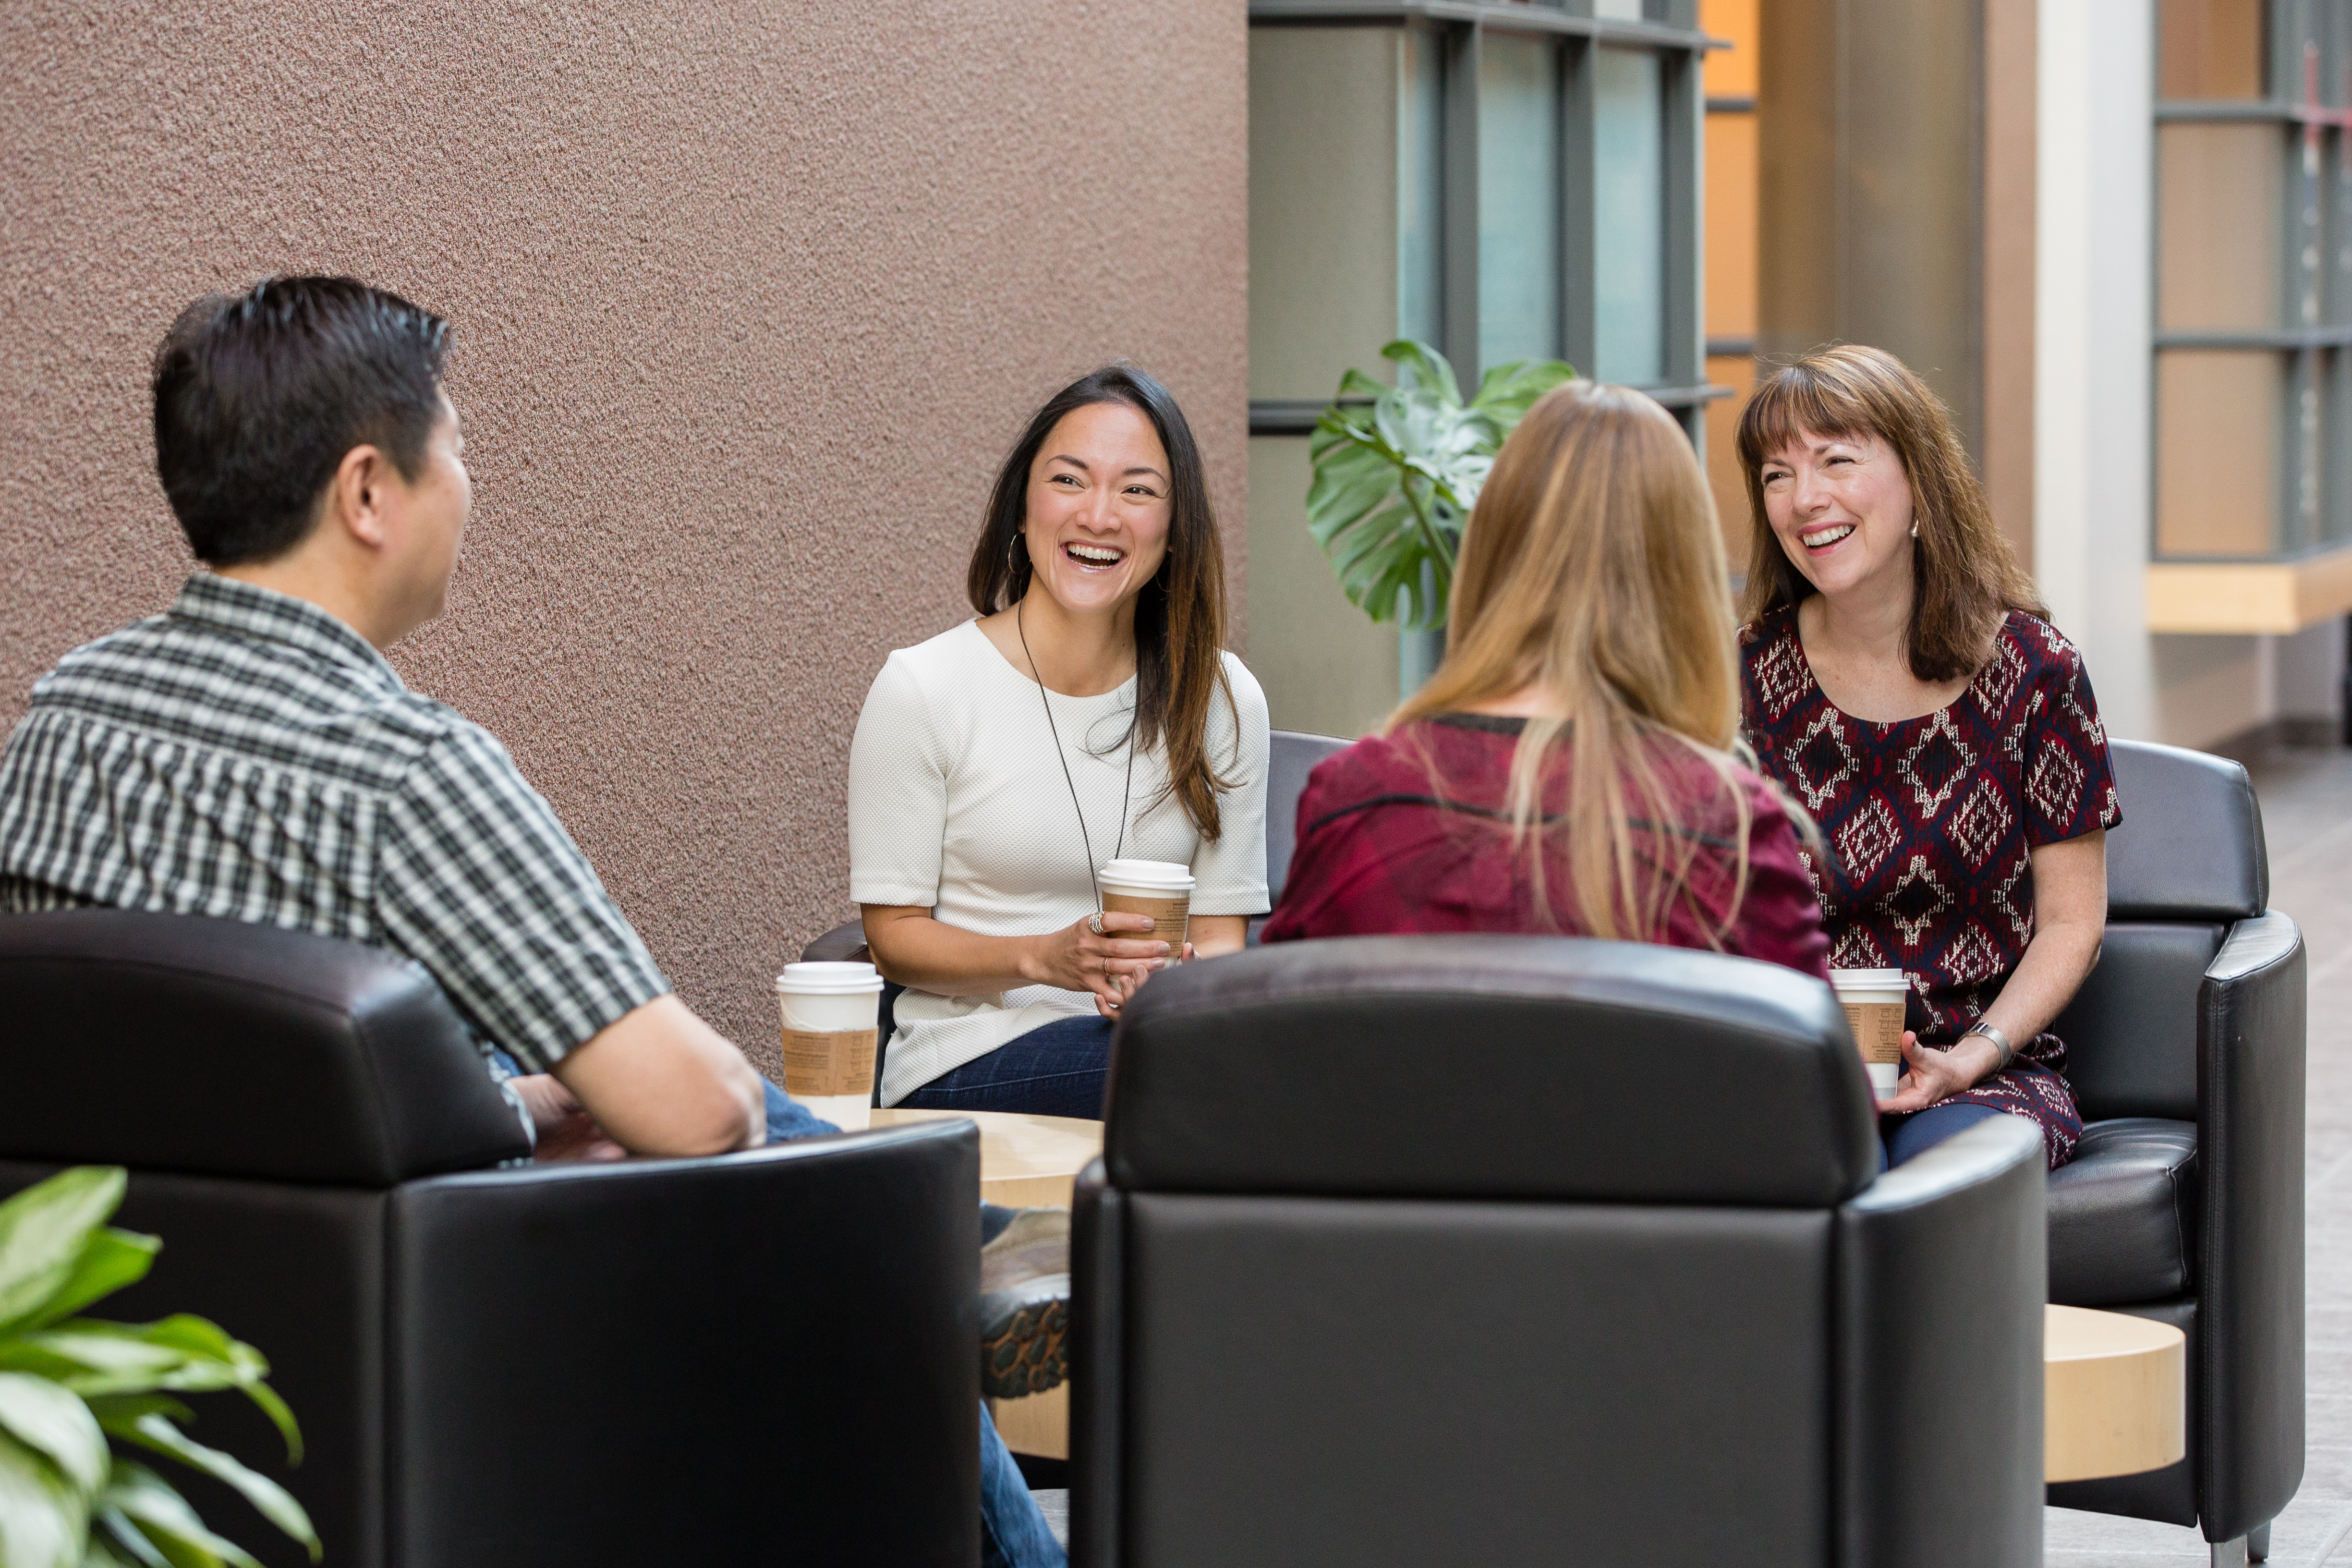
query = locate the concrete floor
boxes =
[2049,737,2352,1566]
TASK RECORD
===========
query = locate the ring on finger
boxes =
[1088,911,1106,935]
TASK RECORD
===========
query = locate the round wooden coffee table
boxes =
[870,1108,1104,1460]
[2045,1304,2186,1482]
[869,1107,1103,1208]
[859,1119,2182,1479]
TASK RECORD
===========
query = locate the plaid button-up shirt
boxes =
[0,573,669,1074]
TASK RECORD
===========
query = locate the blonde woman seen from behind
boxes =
[1261,381,1828,974]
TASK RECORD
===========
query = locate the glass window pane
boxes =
[2296,121,2324,328]
[2332,128,2352,325]
[1249,28,1405,401]
[1700,0,1759,100]
[2158,0,2264,99]
[2158,123,2283,330]
[1478,34,1562,371]
[2328,350,2352,547]
[2156,351,2284,556]
[1592,0,1645,19]
[1594,47,1667,385]
[1246,436,1403,738]
[1398,28,1444,349]
[2292,350,2323,548]
[2330,2,2352,108]
[1704,105,1758,343]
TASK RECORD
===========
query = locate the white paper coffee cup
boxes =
[776,961,884,1131]
[1829,968,1908,1097]
[1099,858,1195,959]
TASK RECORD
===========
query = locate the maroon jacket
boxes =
[1261,714,1831,978]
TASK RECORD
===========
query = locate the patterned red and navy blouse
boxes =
[1739,607,2123,1168]
[1261,714,1831,977]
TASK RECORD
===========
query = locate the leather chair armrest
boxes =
[1070,1156,1123,1568]
[2197,911,2307,1541]
[1838,1114,2046,1568]
[387,1122,981,1568]
[801,918,872,965]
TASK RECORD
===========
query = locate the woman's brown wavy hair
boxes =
[1734,344,2044,681]
[966,365,1238,839]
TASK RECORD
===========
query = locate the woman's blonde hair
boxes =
[1390,380,1757,944]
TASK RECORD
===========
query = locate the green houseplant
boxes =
[1306,339,1577,632]
[0,1167,318,1568]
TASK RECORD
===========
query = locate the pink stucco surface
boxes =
[0,0,1249,1071]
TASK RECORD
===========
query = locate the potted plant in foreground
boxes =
[0,1166,318,1568]
[1306,339,1577,634]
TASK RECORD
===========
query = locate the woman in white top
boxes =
[848,366,1271,1117]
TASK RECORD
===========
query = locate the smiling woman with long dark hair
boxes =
[845,365,1270,1116]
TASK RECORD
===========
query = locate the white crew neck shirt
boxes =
[847,620,1271,1105]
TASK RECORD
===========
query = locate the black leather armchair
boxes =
[1070,935,2049,1568]
[0,910,981,1568]
[2044,740,2306,1560]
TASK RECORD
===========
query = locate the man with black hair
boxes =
[0,277,1065,1568]
[2,277,772,1158]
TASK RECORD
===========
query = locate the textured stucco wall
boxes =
[0,0,1249,1072]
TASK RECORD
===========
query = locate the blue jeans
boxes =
[502,1060,1062,1566]
[980,1410,1066,1568]
[763,1077,840,1140]
[898,1015,1115,1119]
[1879,1101,2007,1170]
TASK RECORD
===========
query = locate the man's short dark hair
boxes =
[152,277,452,567]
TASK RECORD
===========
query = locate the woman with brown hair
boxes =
[1262,380,1826,972]
[848,366,1269,1116]
[1736,344,2118,1169]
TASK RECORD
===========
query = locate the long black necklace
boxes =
[1017,596,1137,913]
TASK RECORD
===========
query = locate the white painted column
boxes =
[2035,0,2158,739]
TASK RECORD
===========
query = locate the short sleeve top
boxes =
[1739,607,2122,1166]
[0,573,671,1079]
[848,620,1271,1103]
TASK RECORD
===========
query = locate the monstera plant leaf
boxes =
[0,1167,317,1568]
[1306,340,1576,631]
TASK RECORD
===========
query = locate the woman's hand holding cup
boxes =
[1879,1030,2005,1113]
[1030,911,1169,1015]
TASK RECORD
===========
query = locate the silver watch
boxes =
[1962,1022,2015,1074]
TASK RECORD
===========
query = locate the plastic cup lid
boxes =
[1828,967,1906,988]
[776,960,884,994]
[1099,858,1195,891]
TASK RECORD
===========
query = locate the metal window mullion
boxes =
[1442,19,1482,383]
[1661,33,1705,417]
[2329,346,2352,546]
[1560,36,1598,377]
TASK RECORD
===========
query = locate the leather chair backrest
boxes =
[2055,740,2263,1123]
[1264,728,1351,904]
[2051,922,2218,1122]
[1105,933,1880,1206]
[2106,739,2266,920]
[0,910,530,1185]
[1113,1186,1841,1562]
